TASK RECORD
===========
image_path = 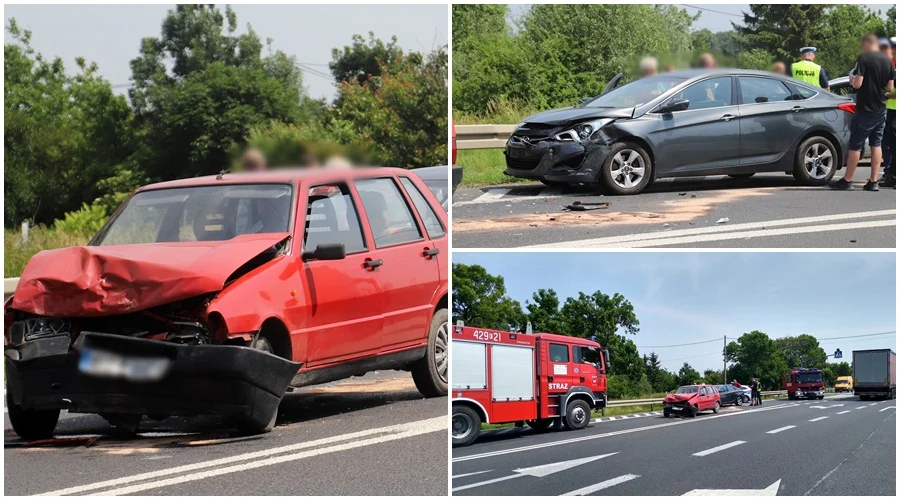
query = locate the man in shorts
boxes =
[830,34,896,191]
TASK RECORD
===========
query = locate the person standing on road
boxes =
[749,378,758,406]
[755,379,763,406]
[830,34,895,191]
[879,38,896,188]
[791,47,830,90]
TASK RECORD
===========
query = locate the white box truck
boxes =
[852,349,896,400]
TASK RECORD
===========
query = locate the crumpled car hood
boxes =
[12,233,290,318]
[665,393,696,403]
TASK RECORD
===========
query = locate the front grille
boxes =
[506,156,541,170]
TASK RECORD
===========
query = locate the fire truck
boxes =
[451,324,609,447]
[782,367,825,400]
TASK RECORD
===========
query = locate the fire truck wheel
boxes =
[712,401,720,414]
[526,419,553,431]
[452,404,481,447]
[565,400,591,430]
[412,308,449,398]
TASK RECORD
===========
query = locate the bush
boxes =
[53,203,109,238]
[4,226,89,277]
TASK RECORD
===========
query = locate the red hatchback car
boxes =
[663,384,721,418]
[5,167,448,439]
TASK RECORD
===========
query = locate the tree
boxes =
[733,5,828,64]
[452,4,509,53]
[678,363,701,386]
[725,330,788,389]
[129,5,304,181]
[4,19,133,226]
[703,369,724,385]
[830,361,852,377]
[776,334,827,369]
[451,263,524,330]
[332,46,448,169]
[818,5,893,79]
[525,289,566,333]
[329,32,403,86]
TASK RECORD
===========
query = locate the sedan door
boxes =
[647,76,741,174]
[736,76,812,166]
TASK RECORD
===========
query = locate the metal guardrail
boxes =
[456,124,515,150]
[603,390,787,413]
[4,277,18,301]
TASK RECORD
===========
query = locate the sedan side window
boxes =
[400,177,445,239]
[356,178,424,248]
[674,77,732,110]
[739,76,793,104]
[303,184,366,255]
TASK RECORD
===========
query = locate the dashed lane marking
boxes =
[809,417,829,422]
[836,410,851,415]
[879,406,896,412]
[452,470,493,479]
[561,474,641,496]
[766,425,795,434]
[692,440,746,457]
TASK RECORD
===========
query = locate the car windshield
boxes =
[837,376,851,382]
[584,76,686,108]
[797,372,823,384]
[675,386,699,394]
[95,184,293,246]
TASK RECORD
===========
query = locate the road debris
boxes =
[566,201,611,211]
[716,217,730,224]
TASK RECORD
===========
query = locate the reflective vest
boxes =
[889,59,896,110]
[792,59,822,87]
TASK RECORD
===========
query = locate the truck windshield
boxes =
[797,372,823,384]
[94,184,294,246]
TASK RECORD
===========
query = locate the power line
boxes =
[816,331,895,341]
[680,4,744,18]
[638,338,721,349]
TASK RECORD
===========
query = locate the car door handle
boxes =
[720,114,735,121]
[363,259,383,270]
[422,247,440,258]
[790,106,803,113]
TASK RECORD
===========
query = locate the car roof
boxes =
[411,165,448,181]
[135,167,408,192]
[659,68,792,80]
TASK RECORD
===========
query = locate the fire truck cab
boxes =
[451,324,609,447]
[782,367,825,400]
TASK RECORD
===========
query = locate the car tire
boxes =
[526,418,554,431]
[689,406,698,418]
[663,409,670,418]
[7,392,59,441]
[818,395,824,400]
[727,173,755,179]
[736,397,742,407]
[237,333,281,435]
[793,136,838,185]
[452,404,481,447]
[565,400,591,430]
[598,142,653,195]
[412,308,449,397]
[713,401,720,414]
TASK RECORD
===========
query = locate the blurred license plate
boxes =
[79,348,170,382]
[673,405,683,410]
[508,146,531,158]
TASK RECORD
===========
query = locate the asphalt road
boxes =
[452,167,896,248]
[452,394,896,496]
[4,371,448,496]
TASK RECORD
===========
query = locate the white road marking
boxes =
[452,453,618,493]
[452,470,493,479]
[684,479,781,496]
[458,188,511,206]
[869,403,878,406]
[562,474,641,496]
[766,425,795,434]
[879,406,896,412]
[836,410,851,415]
[810,406,828,409]
[523,209,896,248]
[855,406,868,410]
[37,416,446,496]
[454,187,582,206]
[809,417,829,422]
[692,440,746,457]
[453,403,799,463]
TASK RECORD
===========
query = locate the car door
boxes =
[298,181,385,367]
[354,176,441,354]
[648,76,741,174]
[737,76,812,166]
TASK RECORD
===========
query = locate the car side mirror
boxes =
[301,243,346,261]
[658,98,690,114]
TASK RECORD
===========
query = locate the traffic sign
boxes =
[834,349,842,359]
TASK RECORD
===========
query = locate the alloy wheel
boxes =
[804,142,833,179]
[610,149,646,189]
[435,321,448,383]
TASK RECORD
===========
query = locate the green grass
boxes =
[5,227,89,278]
[457,149,528,187]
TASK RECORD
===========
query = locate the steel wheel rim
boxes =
[804,142,833,179]
[572,405,587,424]
[610,149,646,189]
[452,413,473,439]
[435,321,448,383]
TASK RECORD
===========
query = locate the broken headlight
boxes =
[9,317,70,345]
[554,119,614,142]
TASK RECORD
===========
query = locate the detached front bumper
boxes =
[5,332,301,428]
[504,137,613,184]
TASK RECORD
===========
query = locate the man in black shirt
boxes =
[830,34,896,191]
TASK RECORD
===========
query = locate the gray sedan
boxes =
[505,69,855,195]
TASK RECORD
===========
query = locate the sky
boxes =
[453,252,897,373]
[507,4,893,32]
[3,4,448,102]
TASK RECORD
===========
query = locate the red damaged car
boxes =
[5,167,448,439]
[663,384,721,418]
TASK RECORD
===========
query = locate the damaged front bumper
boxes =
[504,136,614,184]
[5,332,301,428]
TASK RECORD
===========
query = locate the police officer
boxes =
[880,38,896,188]
[791,47,830,90]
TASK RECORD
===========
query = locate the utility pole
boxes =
[723,335,727,384]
